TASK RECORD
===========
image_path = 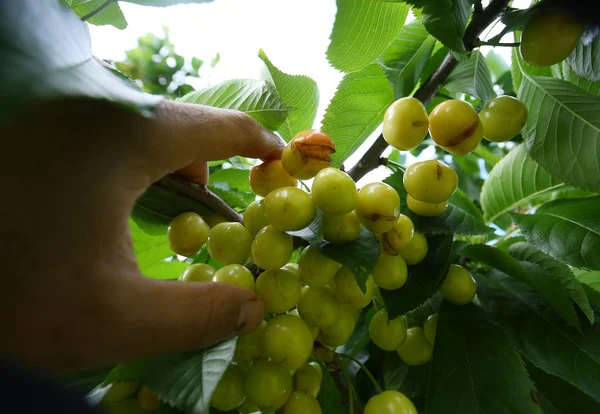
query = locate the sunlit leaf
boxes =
[511,197,600,270]
[179,79,290,130]
[322,64,394,167]
[258,49,319,141]
[480,144,564,223]
[327,0,409,73]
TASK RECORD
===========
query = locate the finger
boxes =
[177,160,209,185]
[36,277,264,371]
[147,100,285,179]
[121,278,264,360]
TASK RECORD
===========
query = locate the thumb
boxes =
[116,278,264,362]
[144,100,285,181]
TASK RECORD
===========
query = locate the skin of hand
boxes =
[0,98,284,372]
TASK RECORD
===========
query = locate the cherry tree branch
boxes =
[156,174,244,223]
[156,175,309,249]
[347,0,510,182]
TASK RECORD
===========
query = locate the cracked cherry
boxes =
[355,182,401,234]
[429,99,483,155]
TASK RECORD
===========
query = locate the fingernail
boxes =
[235,298,264,335]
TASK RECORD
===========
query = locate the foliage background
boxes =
[3,0,600,413]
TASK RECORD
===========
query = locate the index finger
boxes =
[148,101,285,174]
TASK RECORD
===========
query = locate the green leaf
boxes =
[316,228,381,292]
[526,361,600,414]
[63,0,127,29]
[486,49,513,95]
[380,234,453,318]
[378,22,437,99]
[121,0,214,5]
[407,189,491,235]
[129,208,174,276]
[338,307,376,358]
[466,241,593,331]
[0,0,160,125]
[509,242,594,330]
[396,363,432,400]
[287,210,325,245]
[463,244,528,280]
[208,186,252,210]
[136,185,212,224]
[107,339,236,414]
[321,64,394,168]
[382,352,410,391]
[553,61,600,96]
[142,260,187,280]
[208,168,252,193]
[444,50,496,103]
[384,170,491,235]
[317,365,345,414]
[516,63,600,192]
[327,0,409,73]
[511,197,600,271]
[420,0,471,53]
[486,50,510,82]
[477,273,600,404]
[405,293,443,325]
[179,79,291,131]
[480,144,565,223]
[258,50,319,141]
[494,5,539,42]
[576,271,600,307]
[426,303,540,414]
[130,189,215,277]
[567,35,600,82]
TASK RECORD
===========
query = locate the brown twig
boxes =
[157,174,244,223]
[347,0,510,182]
[330,370,364,414]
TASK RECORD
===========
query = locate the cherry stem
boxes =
[338,353,384,394]
[384,159,406,173]
[474,145,503,165]
[475,39,521,47]
[342,369,356,414]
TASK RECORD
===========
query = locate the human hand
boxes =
[0,98,283,372]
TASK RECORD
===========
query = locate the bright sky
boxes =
[89,0,529,182]
[90,0,342,121]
